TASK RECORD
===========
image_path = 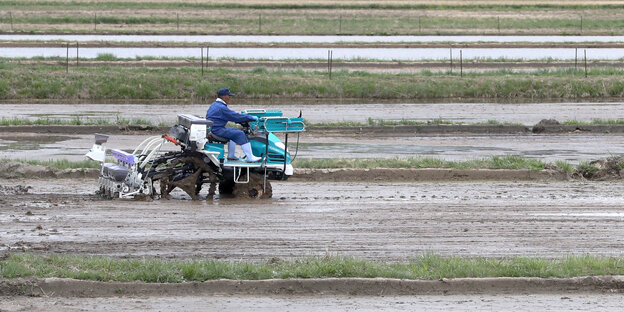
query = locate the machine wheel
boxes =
[159,155,212,200]
[221,172,272,199]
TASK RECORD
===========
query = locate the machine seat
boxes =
[102,163,129,182]
[207,131,229,144]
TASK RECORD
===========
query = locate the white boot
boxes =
[241,143,261,162]
[227,141,239,160]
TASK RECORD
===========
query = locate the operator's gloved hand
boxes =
[252,116,259,121]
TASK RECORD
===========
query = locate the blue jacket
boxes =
[205,99,255,128]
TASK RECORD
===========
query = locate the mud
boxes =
[2,178,624,260]
[0,162,98,179]
[3,292,624,312]
[1,276,623,298]
[1,102,621,126]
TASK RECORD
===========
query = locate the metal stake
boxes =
[76,42,79,66]
[283,133,288,174]
[584,49,587,77]
[418,16,421,32]
[176,13,179,30]
[449,48,453,74]
[328,50,331,79]
[460,50,463,77]
[9,11,12,31]
[580,15,583,33]
[201,47,204,77]
[259,14,262,32]
[339,15,342,33]
[94,13,97,31]
[66,43,69,73]
[575,48,578,70]
[497,16,500,33]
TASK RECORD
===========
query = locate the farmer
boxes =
[206,88,261,162]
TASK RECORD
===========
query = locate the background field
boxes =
[3,0,624,34]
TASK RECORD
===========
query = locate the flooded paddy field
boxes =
[1,102,622,125]
[1,131,623,164]
[3,46,624,61]
[5,34,624,44]
[2,179,623,260]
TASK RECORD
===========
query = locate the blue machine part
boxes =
[249,132,291,165]
[204,143,225,160]
[241,109,283,118]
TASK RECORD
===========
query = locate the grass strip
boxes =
[2,1,624,11]
[563,119,624,125]
[3,65,624,100]
[309,118,522,127]
[3,155,549,171]
[2,253,624,282]
[1,16,621,35]
[10,158,102,170]
[0,117,163,126]
[296,156,546,171]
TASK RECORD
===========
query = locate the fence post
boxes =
[339,15,342,33]
[584,49,587,77]
[66,43,69,73]
[177,13,179,31]
[575,48,578,70]
[449,48,453,74]
[327,50,332,80]
[418,16,421,32]
[76,42,79,66]
[580,15,583,33]
[201,47,204,77]
[497,16,500,33]
[9,11,12,31]
[460,50,463,77]
[259,14,262,32]
[94,12,97,31]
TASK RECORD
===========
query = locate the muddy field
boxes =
[2,178,623,260]
[2,129,623,164]
[3,292,624,312]
[2,102,622,126]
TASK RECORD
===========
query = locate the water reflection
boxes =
[3,34,624,43]
[2,47,624,60]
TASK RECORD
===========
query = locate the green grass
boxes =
[2,253,624,282]
[296,156,546,171]
[4,64,624,100]
[554,160,574,173]
[7,158,102,170]
[0,117,156,126]
[3,1,624,11]
[563,119,624,125]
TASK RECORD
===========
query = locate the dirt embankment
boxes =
[1,160,622,182]
[1,120,623,136]
[1,276,623,298]
[0,162,98,180]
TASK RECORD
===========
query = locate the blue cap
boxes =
[217,88,235,97]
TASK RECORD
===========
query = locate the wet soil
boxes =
[3,128,623,164]
[0,102,621,126]
[2,178,624,261]
[3,292,624,312]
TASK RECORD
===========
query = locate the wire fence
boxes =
[0,11,603,35]
[3,45,623,79]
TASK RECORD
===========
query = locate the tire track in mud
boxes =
[2,180,624,260]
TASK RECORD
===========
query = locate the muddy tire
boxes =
[231,172,272,199]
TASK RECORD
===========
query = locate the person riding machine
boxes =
[206,88,261,162]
